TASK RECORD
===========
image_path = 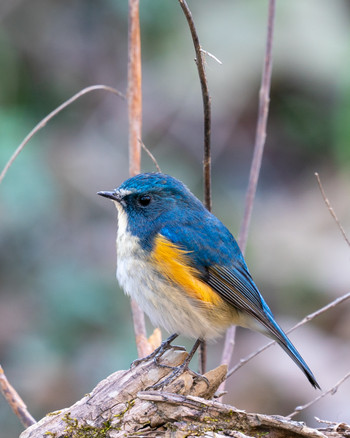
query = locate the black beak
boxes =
[97,191,121,202]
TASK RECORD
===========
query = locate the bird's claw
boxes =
[131,333,180,369]
[146,356,209,391]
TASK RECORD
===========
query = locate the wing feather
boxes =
[207,264,281,337]
[158,224,320,388]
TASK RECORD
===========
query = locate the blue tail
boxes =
[265,310,320,389]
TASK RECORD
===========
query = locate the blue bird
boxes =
[98,172,319,389]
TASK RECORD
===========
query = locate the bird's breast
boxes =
[115,225,240,339]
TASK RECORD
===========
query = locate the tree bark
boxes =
[20,347,349,438]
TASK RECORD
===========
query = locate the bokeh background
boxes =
[1,0,350,436]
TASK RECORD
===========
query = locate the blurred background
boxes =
[1,0,350,435]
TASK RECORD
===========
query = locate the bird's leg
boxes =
[131,333,182,368]
[147,338,209,390]
[199,339,207,374]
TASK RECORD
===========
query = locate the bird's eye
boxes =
[138,194,151,207]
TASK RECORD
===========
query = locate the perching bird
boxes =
[98,172,319,388]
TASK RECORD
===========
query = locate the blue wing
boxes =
[159,214,320,389]
[159,211,264,314]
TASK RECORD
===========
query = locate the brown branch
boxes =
[178,0,212,375]
[19,348,227,437]
[19,347,344,437]
[178,0,212,213]
[0,365,36,429]
[227,291,350,378]
[239,0,276,252]
[0,85,124,185]
[315,172,350,248]
[127,0,151,359]
[288,371,350,419]
[198,340,207,377]
[220,0,276,383]
[128,0,142,178]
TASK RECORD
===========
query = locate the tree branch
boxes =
[178,0,212,212]
[288,371,350,419]
[140,140,161,172]
[128,0,142,178]
[220,0,276,386]
[0,365,36,429]
[127,0,152,359]
[238,0,276,253]
[315,172,350,248]
[18,348,347,438]
[0,85,124,185]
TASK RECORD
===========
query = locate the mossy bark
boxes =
[19,347,348,438]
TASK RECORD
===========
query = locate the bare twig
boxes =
[178,0,212,212]
[128,0,151,358]
[200,49,223,65]
[0,85,124,185]
[220,327,236,370]
[0,365,36,428]
[220,0,276,382]
[314,417,338,426]
[198,340,207,377]
[288,371,350,419]
[227,291,350,378]
[139,140,161,172]
[178,0,212,375]
[315,172,350,248]
[238,0,276,253]
[128,0,142,178]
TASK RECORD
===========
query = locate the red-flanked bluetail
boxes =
[98,173,320,389]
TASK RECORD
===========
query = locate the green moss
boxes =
[46,410,62,417]
[113,399,135,419]
[45,413,119,438]
[202,416,219,423]
[44,399,138,437]
[162,418,227,436]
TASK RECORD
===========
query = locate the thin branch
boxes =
[314,417,338,427]
[128,0,142,178]
[0,365,36,428]
[178,0,212,212]
[178,0,212,375]
[200,49,222,65]
[315,172,350,248]
[128,0,151,358]
[287,371,350,419]
[220,327,236,370]
[198,340,207,376]
[227,291,350,378]
[0,85,124,185]
[139,140,161,172]
[220,0,276,380]
[238,0,276,253]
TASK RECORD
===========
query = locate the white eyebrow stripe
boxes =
[117,188,133,197]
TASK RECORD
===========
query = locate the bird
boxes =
[98,172,319,389]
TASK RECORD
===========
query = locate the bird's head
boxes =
[98,173,204,244]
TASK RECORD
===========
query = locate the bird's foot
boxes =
[131,333,182,368]
[147,354,209,390]
[146,338,209,390]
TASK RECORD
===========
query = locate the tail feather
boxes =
[266,313,320,389]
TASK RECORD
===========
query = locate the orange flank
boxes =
[152,234,222,305]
